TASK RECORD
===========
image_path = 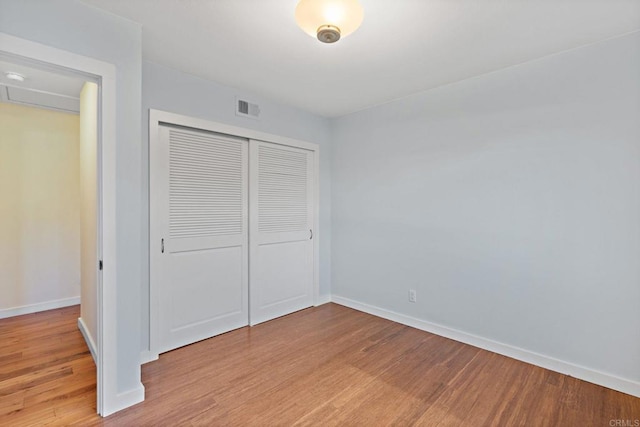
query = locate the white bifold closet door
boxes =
[249,140,314,325]
[155,125,249,353]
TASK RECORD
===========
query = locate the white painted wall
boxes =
[141,61,332,354]
[331,32,640,385]
[0,0,143,395]
[0,102,80,317]
[79,82,98,344]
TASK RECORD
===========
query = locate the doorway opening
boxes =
[0,56,100,418]
[0,32,120,416]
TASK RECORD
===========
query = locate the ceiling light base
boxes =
[317,25,341,43]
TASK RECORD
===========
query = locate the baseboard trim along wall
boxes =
[77,317,98,364]
[140,350,159,365]
[315,294,332,306]
[0,296,80,320]
[331,295,640,398]
[103,384,145,417]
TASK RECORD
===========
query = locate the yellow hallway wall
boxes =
[79,82,98,343]
[0,102,81,316]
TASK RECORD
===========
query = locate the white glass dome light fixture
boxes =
[295,0,364,44]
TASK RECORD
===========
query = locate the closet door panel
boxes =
[249,140,314,325]
[154,125,248,353]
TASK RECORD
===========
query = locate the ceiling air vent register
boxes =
[236,98,261,120]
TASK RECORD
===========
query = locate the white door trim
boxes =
[0,32,122,416]
[148,109,320,360]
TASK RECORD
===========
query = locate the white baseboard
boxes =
[103,383,145,417]
[331,295,640,398]
[140,350,159,365]
[77,317,98,364]
[0,296,80,319]
[315,294,332,306]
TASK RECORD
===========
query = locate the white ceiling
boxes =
[0,60,85,112]
[0,60,85,97]
[80,0,640,117]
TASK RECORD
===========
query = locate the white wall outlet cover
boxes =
[409,289,417,303]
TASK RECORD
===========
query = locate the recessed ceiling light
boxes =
[5,72,26,82]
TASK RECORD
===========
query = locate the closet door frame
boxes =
[148,109,320,361]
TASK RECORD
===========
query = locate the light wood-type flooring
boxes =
[1,303,638,425]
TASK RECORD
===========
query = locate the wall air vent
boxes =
[236,97,260,120]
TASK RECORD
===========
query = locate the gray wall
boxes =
[141,61,332,352]
[330,32,640,383]
[0,0,143,394]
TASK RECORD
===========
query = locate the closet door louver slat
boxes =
[258,145,308,234]
[169,129,244,239]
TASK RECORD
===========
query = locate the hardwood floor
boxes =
[1,304,638,425]
[0,305,96,425]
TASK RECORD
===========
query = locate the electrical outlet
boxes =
[409,289,417,303]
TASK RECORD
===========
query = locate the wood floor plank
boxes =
[1,303,638,426]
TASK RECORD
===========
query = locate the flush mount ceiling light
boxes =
[295,0,364,44]
[5,72,26,82]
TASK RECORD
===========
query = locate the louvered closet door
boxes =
[156,125,248,353]
[249,140,314,325]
